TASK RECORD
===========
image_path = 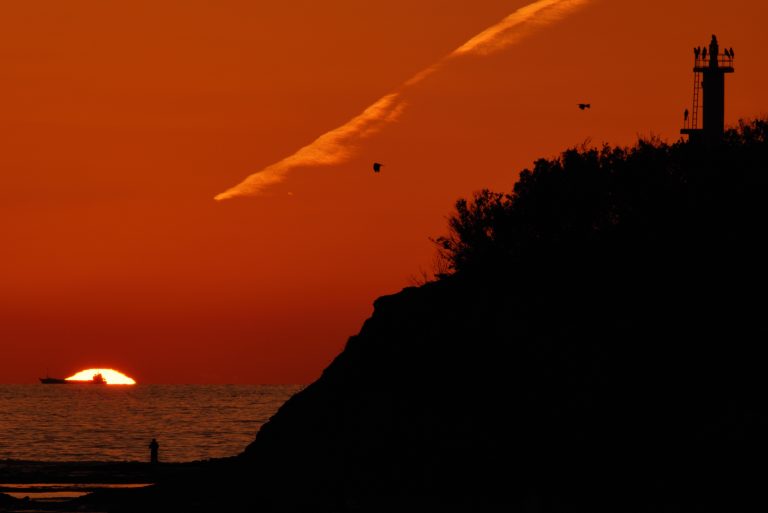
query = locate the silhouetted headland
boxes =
[226,120,768,513]
[12,120,768,512]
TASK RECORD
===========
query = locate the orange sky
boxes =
[2,0,766,383]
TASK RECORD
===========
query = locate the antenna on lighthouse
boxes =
[680,35,734,144]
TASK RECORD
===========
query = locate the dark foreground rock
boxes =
[236,278,768,512]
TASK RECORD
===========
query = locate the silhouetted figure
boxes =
[373,162,383,173]
[684,109,689,122]
[702,47,707,60]
[578,103,591,110]
[730,47,734,58]
[149,438,159,464]
[694,47,701,60]
[709,34,719,66]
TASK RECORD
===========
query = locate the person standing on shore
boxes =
[149,438,159,464]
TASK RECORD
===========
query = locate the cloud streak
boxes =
[215,0,590,200]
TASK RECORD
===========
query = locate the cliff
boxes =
[234,122,768,512]
[240,276,768,512]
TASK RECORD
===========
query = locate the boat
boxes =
[39,373,107,385]
[39,377,68,384]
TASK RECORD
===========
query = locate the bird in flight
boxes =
[578,103,591,110]
[373,162,383,173]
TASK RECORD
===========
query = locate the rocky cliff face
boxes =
[238,258,768,512]
[242,279,521,511]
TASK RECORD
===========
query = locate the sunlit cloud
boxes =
[215,94,406,199]
[453,0,588,56]
[215,0,591,200]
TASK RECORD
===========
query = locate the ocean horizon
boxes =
[0,384,301,462]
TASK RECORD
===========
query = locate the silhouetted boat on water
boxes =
[39,377,68,384]
[39,373,106,385]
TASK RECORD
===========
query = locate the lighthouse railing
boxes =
[693,55,734,69]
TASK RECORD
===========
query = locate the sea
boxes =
[0,384,301,462]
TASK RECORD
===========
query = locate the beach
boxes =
[0,459,232,512]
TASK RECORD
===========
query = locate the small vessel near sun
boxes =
[39,376,68,384]
[39,372,107,385]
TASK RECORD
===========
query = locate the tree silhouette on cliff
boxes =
[436,119,768,281]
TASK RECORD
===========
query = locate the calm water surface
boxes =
[0,385,300,462]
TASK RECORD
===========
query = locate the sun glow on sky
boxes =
[66,369,137,385]
[1,0,766,385]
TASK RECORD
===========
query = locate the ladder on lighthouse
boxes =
[690,69,702,129]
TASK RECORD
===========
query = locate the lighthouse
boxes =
[680,35,734,143]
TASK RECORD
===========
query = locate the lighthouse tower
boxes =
[680,35,734,143]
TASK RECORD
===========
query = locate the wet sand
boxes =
[0,459,228,512]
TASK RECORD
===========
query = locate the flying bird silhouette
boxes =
[373,162,383,173]
[578,103,591,110]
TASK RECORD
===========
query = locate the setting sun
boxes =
[66,369,137,385]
